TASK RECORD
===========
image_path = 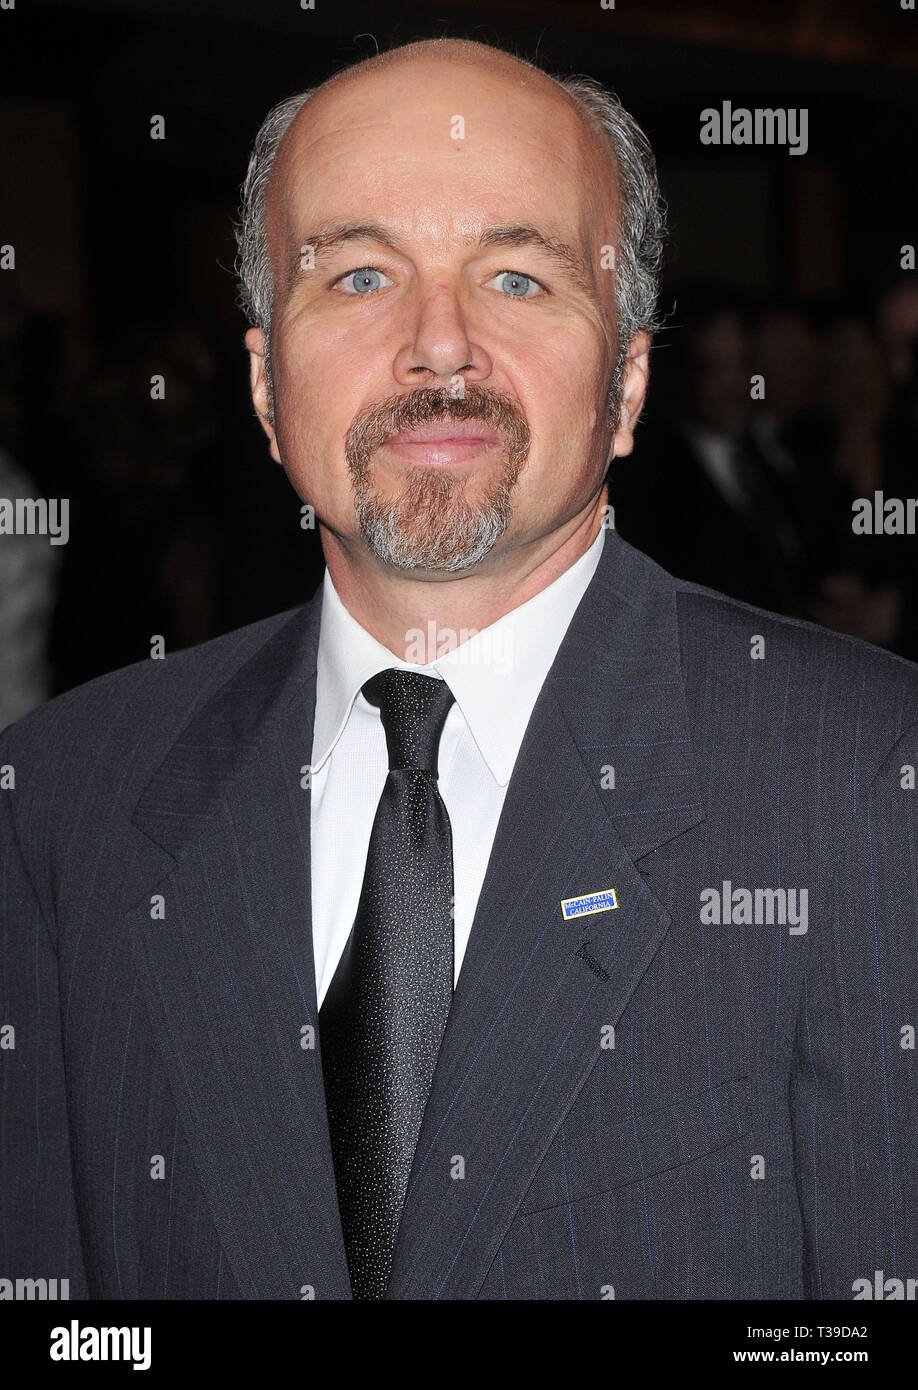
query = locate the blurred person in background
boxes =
[806,309,911,655]
[0,303,59,730]
[877,280,918,390]
[611,285,807,612]
[48,318,222,689]
[748,302,843,585]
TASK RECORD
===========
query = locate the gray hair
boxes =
[234,55,666,417]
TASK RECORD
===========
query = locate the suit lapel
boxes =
[128,594,353,1300]
[127,532,705,1302]
[386,535,706,1299]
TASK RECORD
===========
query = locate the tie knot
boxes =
[362,668,455,775]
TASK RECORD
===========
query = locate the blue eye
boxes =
[485,270,544,298]
[337,267,392,294]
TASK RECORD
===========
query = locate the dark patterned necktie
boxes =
[319,667,456,1300]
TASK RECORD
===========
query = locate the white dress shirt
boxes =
[309,526,605,1006]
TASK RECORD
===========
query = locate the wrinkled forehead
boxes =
[264,51,620,275]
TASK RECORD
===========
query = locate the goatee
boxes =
[344,383,531,572]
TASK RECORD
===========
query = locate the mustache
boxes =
[345,384,531,464]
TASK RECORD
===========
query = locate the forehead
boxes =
[267,55,617,257]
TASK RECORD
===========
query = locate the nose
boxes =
[392,282,493,388]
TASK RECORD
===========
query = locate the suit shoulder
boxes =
[676,577,918,688]
[673,578,918,786]
[0,603,306,768]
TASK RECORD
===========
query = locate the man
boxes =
[611,289,808,614]
[2,37,916,1301]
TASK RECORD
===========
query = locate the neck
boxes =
[321,492,607,662]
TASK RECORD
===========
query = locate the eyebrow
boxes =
[288,220,599,301]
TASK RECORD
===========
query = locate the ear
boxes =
[610,330,650,460]
[245,325,281,464]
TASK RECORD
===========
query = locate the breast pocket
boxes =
[491,1074,755,1299]
[518,1073,752,1215]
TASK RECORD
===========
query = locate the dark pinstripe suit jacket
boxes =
[2,532,917,1300]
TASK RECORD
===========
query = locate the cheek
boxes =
[528,375,606,448]
[271,331,357,459]
[522,321,608,412]
[272,378,329,476]
[273,320,336,407]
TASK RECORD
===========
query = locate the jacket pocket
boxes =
[519,1073,752,1215]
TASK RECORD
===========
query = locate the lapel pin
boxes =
[561,888,618,920]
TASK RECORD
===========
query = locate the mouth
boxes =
[382,418,504,466]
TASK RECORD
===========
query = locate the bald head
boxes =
[236,37,664,398]
[265,40,618,325]
[324,36,546,85]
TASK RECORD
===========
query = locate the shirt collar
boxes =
[312,526,605,786]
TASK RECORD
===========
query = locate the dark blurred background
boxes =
[1,0,917,726]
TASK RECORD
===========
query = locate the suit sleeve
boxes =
[0,738,90,1298]
[790,718,918,1299]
